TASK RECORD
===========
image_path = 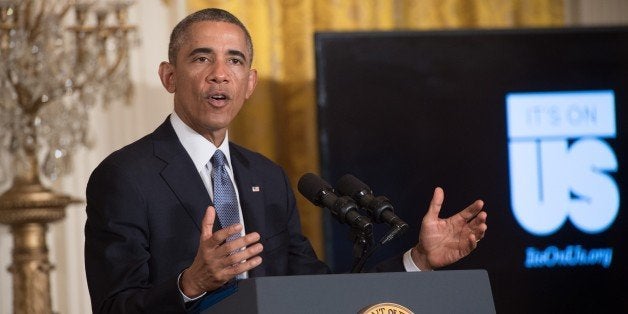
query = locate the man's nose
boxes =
[207,62,228,84]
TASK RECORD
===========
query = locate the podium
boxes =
[200,270,495,313]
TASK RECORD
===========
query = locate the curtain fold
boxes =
[187,0,564,259]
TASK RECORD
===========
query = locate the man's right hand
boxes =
[180,206,263,298]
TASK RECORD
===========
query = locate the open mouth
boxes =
[210,94,227,100]
[206,92,230,106]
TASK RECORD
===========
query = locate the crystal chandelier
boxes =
[0,1,136,313]
[0,0,135,185]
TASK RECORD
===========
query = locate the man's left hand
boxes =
[411,187,488,270]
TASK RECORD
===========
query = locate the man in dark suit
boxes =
[85,8,487,314]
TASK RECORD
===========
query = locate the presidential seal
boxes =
[359,302,414,314]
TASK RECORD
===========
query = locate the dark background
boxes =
[314,27,627,313]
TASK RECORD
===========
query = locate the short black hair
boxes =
[168,8,253,65]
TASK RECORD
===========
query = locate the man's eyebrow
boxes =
[188,47,214,57]
[187,47,248,63]
[227,49,247,62]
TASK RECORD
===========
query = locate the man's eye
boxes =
[229,58,243,65]
[194,56,209,62]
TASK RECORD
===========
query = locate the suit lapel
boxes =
[230,144,267,277]
[230,144,266,235]
[152,118,211,232]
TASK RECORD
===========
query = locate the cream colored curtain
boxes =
[187,0,564,259]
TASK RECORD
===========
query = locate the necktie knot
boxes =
[211,149,227,168]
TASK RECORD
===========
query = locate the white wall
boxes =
[565,0,628,26]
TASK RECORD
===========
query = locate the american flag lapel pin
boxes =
[251,186,260,192]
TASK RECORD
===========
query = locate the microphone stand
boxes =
[350,224,374,273]
[351,223,408,273]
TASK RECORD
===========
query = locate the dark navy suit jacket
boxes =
[85,118,402,313]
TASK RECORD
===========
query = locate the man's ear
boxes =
[158,61,176,93]
[245,68,258,99]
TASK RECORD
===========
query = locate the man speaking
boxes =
[84,8,488,313]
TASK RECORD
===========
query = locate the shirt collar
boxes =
[169,112,232,173]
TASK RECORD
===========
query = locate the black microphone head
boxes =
[336,174,370,198]
[337,174,398,224]
[299,173,372,231]
[297,173,332,205]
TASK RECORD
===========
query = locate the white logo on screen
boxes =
[506,90,619,236]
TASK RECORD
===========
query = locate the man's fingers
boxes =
[201,206,216,241]
[218,232,261,255]
[221,242,264,268]
[206,223,245,247]
[459,199,485,222]
[213,239,263,281]
[469,213,488,239]
[199,254,263,289]
[226,256,263,276]
[426,187,445,219]
[468,211,488,228]
[191,232,262,288]
[468,233,479,251]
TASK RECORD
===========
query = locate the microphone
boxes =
[336,174,409,231]
[297,173,372,231]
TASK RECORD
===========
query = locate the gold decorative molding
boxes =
[0,184,75,224]
[6,223,55,314]
[0,182,79,314]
